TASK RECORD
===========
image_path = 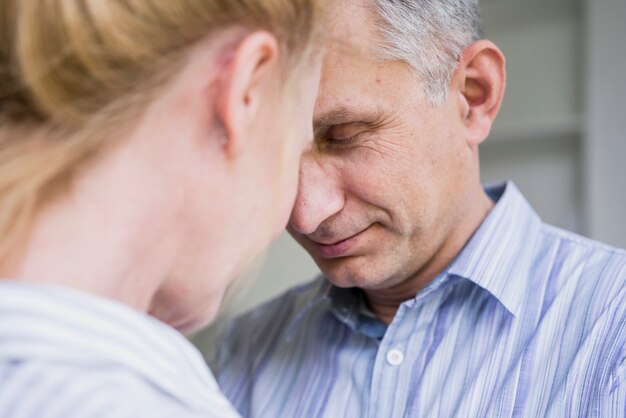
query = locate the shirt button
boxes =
[386,349,405,366]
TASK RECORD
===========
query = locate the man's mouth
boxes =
[309,228,368,258]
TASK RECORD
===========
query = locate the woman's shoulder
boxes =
[0,359,238,418]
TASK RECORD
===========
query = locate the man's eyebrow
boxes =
[313,106,380,131]
[313,107,357,131]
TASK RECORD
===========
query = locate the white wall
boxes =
[585,0,626,249]
[481,1,583,234]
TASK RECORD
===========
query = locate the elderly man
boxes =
[212,0,626,417]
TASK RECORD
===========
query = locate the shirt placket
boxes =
[366,279,454,418]
[367,303,412,418]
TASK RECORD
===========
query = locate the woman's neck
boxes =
[0,150,179,313]
[2,201,159,311]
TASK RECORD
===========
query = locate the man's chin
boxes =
[319,262,390,290]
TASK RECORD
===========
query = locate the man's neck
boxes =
[364,188,495,325]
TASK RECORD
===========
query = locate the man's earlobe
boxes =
[215,31,280,158]
[458,40,506,145]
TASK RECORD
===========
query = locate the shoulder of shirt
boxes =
[541,223,625,255]
[0,363,234,418]
[540,222,626,273]
[538,223,626,307]
[538,223,626,344]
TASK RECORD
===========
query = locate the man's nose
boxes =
[289,154,344,235]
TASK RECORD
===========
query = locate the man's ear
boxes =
[215,31,280,157]
[453,40,506,146]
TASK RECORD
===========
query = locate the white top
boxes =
[0,282,240,418]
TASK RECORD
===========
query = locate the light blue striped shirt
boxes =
[213,182,626,418]
[0,282,240,418]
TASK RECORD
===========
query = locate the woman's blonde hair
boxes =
[0,0,322,260]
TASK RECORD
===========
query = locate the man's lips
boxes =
[309,229,368,258]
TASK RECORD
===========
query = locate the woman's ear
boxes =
[453,40,506,146]
[214,31,280,158]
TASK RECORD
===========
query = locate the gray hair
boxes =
[372,0,483,104]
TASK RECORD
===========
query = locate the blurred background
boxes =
[193,0,626,350]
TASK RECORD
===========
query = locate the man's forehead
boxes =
[324,0,380,56]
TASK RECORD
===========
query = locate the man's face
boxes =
[288,0,476,291]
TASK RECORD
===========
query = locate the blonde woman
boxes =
[0,1,322,417]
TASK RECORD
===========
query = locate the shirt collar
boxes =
[0,282,227,412]
[447,181,542,317]
[285,280,388,340]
